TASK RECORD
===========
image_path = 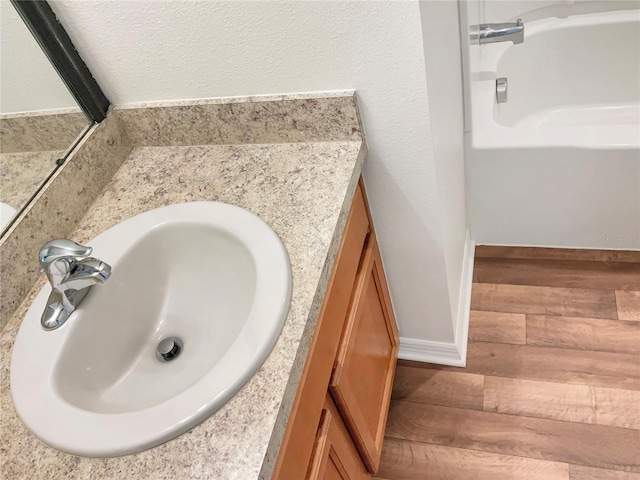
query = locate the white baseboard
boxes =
[454,229,475,366]
[398,230,475,367]
[398,337,467,367]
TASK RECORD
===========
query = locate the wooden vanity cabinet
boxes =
[273,179,398,479]
[306,395,369,480]
[329,232,398,472]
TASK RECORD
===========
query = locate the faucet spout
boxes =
[470,18,525,45]
[38,239,111,330]
[61,258,111,291]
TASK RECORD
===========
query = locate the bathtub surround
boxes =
[1,93,369,479]
[479,0,639,25]
[462,4,640,250]
[467,147,640,249]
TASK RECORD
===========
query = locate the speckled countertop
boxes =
[0,140,364,479]
[0,151,61,215]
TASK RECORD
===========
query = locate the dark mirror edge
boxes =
[2,0,110,238]
[11,0,110,122]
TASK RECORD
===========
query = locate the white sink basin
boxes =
[10,202,291,457]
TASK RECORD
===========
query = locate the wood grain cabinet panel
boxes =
[273,185,370,480]
[273,179,398,480]
[330,233,399,473]
[306,396,369,480]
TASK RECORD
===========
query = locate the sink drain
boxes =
[156,337,183,362]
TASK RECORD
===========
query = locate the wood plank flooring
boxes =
[474,246,640,263]
[616,291,640,321]
[473,258,640,291]
[376,246,640,480]
[471,283,619,319]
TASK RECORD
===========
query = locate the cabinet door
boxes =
[307,396,369,480]
[329,233,399,473]
[273,185,370,480]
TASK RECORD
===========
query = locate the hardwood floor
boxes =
[376,246,640,480]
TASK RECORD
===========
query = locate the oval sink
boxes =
[10,202,291,457]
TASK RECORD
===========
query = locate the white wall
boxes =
[419,0,467,332]
[49,0,470,356]
[0,1,77,114]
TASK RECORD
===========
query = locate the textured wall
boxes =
[0,2,77,113]
[49,0,465,344]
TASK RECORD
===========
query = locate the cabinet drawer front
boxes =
[273,184,370,480]
[330,233,399,473]
[306,396,369,480]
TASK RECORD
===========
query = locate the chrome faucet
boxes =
[38,239,111,330]
[470,19,525,45]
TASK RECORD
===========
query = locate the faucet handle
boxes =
[39,239,92,268]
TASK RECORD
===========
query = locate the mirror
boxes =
[0,1,92,233]
[0,0,110,331]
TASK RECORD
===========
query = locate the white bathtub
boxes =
[466,6,640,249]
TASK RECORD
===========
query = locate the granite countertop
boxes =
[0,151,62,214]
[0,140,364,479]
